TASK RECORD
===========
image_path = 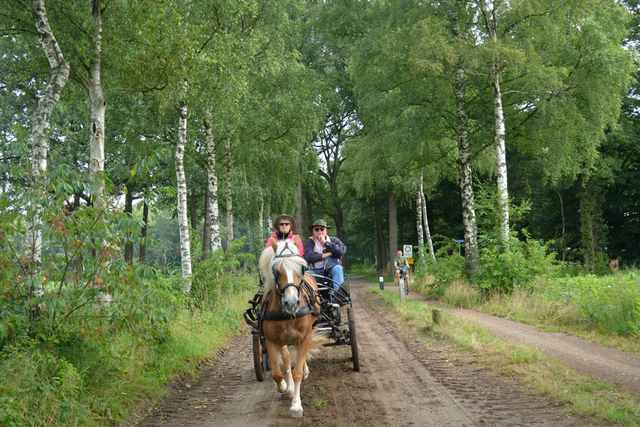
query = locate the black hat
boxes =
[308,218,331,230]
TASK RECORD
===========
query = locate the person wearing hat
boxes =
[303,219,346,294]
[265,214,304,257]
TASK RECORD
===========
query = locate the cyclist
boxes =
[393,250,410,294]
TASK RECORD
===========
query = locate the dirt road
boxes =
[130,277,625,427]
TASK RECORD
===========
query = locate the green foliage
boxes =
[0,342,91,426]
[478,233,561,293]
[190,237,254,310]
[0,156,171,350]
[426,237,467,297]
[544,273,640,336]
[348,260,376,275]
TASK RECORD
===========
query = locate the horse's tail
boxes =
[308,331,328,357]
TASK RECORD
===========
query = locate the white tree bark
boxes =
[421,193,436,261]
[88,0,105,215]
[480,0,510,245]
[416,187,425,265]
[26,0,70,298]
[176,99,192,293]
[259,194,264,241]
[421,185,436,261]
[205,109,222,252]
[26,0,70,265]
[225,138,234,246]
[454,64,481,274]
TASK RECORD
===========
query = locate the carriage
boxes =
[243,273,360,382]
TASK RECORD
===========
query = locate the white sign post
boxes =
[403,245,413,258]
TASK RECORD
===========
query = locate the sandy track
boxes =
[129,277,609,426]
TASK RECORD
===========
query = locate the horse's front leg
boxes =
[289,338,312,418]
[280,346,295,396]
[266,341,287,394]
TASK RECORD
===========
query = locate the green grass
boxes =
[362,273,395,283]
[0,285,254,427]
[411,271,640,356]
[366,286,640,426]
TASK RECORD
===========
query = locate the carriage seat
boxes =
[308,273,351,306]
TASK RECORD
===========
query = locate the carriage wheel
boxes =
[347,308,360,372]
[252,333,268,381]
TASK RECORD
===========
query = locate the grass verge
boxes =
[366,286,640,426]
[0,287,254,427]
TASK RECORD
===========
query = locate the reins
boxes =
[261,242,320,322]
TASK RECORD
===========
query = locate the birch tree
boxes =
[225,138,234,246]
[25,0,70,272]
[175,96,192,293]
[478,0,509,246]
[420,183,435,261]
[205,108,222,254]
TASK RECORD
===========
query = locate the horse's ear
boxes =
[269,237,278,252]
[294,235,301,248]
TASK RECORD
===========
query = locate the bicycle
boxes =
[398,267,410,295]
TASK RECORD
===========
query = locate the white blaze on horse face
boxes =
[281,264,301,313]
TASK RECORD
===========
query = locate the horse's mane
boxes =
[259,239,308,294]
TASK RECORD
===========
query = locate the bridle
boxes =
[261,240,320,321]
[271,241,309,310]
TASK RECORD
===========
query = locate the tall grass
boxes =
[0,272,255,427]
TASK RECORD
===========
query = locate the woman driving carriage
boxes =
[303,219,347,296]
[265,214,304,257]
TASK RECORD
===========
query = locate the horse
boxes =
[259,236,325,418]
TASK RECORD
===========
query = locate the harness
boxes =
[260,241,321,323]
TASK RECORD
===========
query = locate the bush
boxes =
[426,237,467,297]
[544,273,640,336]
[190,237,255,310]
[478,232,561,293]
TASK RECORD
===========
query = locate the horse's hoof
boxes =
[275,380,287,393]
[290,408,303,418]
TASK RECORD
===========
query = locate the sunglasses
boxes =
[279,222,290,226]
[314,227,325,232]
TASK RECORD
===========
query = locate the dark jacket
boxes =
[304,236,346,273]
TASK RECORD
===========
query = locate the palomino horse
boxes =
[259,237,325,418]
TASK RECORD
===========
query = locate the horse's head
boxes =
[260,237,308,314]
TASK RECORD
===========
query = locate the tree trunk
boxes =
[416,186,425,266]
[421,190,436,261]
[204,109,221,252]
[259,194,264,242]
[453,65,481,275]
[578,173,603,273]
[295,182,309,240]
[490,61,510,245]
[481,0,510,245]
[88,0,106,217]
[556,190,566,262]
[124,188,134,265]
[388,191,398,272]
[176,99,192,293]
[25,0,70,299]
[202,186,211,260]
[376,216,387,274]
[190,191,197,233]
[139,201,148,264]
[225,138,234,247]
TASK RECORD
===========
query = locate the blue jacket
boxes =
[304,236,346,273]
